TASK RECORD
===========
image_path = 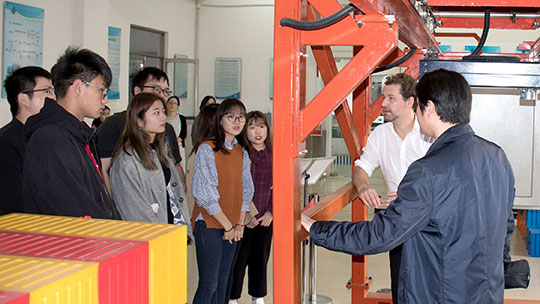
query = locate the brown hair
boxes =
[242,111,272,152]
[113,92,170,170]
[384,73,417,108]
[190,103,219,156]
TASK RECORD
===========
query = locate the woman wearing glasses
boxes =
[191,98,254,304]
[109,93,193,239]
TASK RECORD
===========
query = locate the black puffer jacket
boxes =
[22,98,120,220]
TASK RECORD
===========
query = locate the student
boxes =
[110,93,192,239]
[0,66,54,215]
[191,95,217,144]
[191,98,254,304]
[199,95,216,110]
[97,67,184,194]
[185,103,219,214]
[165,95,187,168]
[22,47,120,219]
[229,111,273,304]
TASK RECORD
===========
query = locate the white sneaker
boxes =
[229,300,238,304]
[250,298,264,304]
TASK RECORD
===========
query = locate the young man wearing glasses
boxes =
[0,66,54,215]
[97,67,185,194]
[22,47,120,220]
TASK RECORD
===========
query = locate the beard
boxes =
[383,110,397,122]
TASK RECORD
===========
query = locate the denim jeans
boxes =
[193,220,238,304]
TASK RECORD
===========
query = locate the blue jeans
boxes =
[193,220,238,304]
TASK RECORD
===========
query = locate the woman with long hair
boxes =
[191,98,254,304]
[185,103,219,214]
[229,111,273,304]
[110,92,192,239]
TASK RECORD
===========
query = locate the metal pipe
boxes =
[434,11,540,19]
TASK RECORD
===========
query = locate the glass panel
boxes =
[130,27,163,57]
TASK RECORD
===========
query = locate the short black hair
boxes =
[4,66,52,117]
[385,73,417,108]
[416,69,472,124]
[50,47,112,100]
[130,67,169,96]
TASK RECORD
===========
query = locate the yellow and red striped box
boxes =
[0,213,186,304]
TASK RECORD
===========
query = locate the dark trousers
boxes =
[193,221,238,304]
[389,244,402,304]
[229,223,273,299]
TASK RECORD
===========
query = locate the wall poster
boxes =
[2,1,44,97]
[215,57,241,99]
[107,26,121,99]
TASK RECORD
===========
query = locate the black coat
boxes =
[22,98,120,220]
[311,124,515,304]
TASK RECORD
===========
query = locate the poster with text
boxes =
[2,1,44,97]
[215,58,241,99]
[174,54,188,99]
[107,26,121,99]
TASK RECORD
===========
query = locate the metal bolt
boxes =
[533,21,540,29]
[357,20,363,28]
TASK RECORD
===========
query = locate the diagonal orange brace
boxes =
[300,42,397,141]
[301,182,357,240]
[311,45,362,160]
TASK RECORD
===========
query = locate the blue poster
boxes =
[107,26,121,99]
[2,1,44,97]
[215,58,241,99]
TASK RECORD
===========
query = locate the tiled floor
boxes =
[186,167,540,303]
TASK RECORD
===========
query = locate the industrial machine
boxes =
[272,0,540,303]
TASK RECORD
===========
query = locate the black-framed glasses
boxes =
[84,82,109,99]
[23,87,55,96]
[224,113,246,123]
[142,85,172,97]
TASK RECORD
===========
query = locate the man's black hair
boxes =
[4,66,52,117]
[50,47,112,100]
[129,67,169,96]
[416,69,472,124]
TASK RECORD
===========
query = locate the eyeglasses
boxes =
[142,85,172,97]
[23,87,55,96]
[167,100,179,106]
[224,113,246,123]
[84,82,109,99]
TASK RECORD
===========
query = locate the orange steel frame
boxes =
[273,0,540,303]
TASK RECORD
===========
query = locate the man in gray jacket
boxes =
[302,69,515,303]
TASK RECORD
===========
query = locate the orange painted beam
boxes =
[300,41,397,141]
[349,0,440,50]
[507,296,540,303]
[429,0,540,6]
[300,183,356,240]
[529,36,540,61]
[435,32,481,42]
[272,1,305,303]
[310,45,362,160]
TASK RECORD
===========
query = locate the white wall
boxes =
[0,0,196,126]
[108,0,196,113]
[197,0,274,114]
